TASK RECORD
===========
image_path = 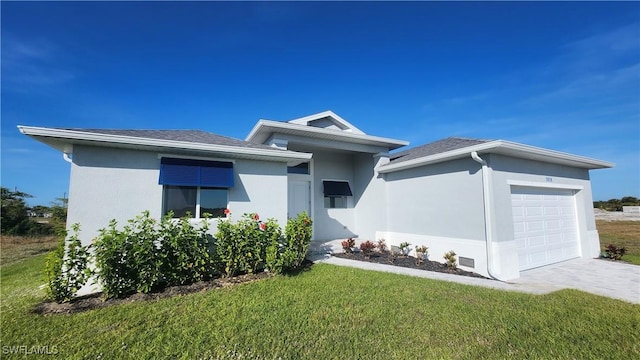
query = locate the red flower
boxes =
[259,222,266,231]
[224,209,231,216]
[253,213,260,221]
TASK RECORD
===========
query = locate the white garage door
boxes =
[511,187,580,271]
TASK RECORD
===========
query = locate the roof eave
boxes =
[378,141,614,173]
[18,125,312,162]
[245,120,409,150]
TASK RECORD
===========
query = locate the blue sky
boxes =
[1,1,638,206]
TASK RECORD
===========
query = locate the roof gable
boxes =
[287,110,365,135]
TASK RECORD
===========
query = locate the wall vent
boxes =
[459,257,475,268]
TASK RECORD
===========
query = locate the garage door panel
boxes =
[511,187,580,271]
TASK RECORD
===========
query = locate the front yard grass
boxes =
[1,253,639,359]
[597,220,640,265]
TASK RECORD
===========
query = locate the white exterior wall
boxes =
[353,153,389,241]
[228,159,288,226]
[311,151,356,240]
[68,146,164,246]
[381,157,488,275]
[67,145,288,246]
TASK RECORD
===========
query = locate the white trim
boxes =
[379,140,613,173]
[245,120,408,149]
[157,153,237,163]
[18,125,312,162]
[286,110,366,135]
[507,180,584,190]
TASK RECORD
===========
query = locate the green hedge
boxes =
[46,210,313,301]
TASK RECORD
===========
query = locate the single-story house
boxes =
[19,111,612,280]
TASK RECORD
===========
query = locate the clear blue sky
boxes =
[2,1,638,206]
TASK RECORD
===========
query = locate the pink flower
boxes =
[224,209,231,216]
[259,222,266,231]
[253,213,260,221]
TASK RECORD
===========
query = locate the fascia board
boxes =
[496,140,614,169]
[378,141,614,174]
[18,125,312,162]
[244,120,409,148]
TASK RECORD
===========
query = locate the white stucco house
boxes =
[19,111,612,280]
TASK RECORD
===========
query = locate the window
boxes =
[287,162,310,174]
[163,186,228,218]
[323,180,352,209]
[159,157,233,218]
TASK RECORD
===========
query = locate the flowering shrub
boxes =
[341,237,356,253]
[360,240,376,257]
[376,239,387,253]
[52,209,313,301]
[215,213,276,277]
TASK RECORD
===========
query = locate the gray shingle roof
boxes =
[64,129,282,150]
[389,137,491,164]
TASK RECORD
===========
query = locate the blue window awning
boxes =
[323,180,352,197]
[159,157,234,188]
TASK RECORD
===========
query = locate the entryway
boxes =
[288,180,310,219]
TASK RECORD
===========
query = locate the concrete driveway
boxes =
[312,255,640,304]
[511,258,640,304]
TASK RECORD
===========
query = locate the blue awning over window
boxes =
[323,180,352,197]
[159,157,234,188]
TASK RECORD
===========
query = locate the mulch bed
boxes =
[34,272,274,315]
[333,251,490,279]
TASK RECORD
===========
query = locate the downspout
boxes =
[471,151,501,281]
[63,153,73,163]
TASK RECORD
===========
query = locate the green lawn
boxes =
[1,253,639,359]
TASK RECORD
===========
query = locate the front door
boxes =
[288,180,310,218]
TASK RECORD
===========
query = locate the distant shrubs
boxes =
[48,210,312,302]
[601,244,627,261]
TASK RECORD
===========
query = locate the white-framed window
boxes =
[323,180,352,209]
[163,186,228,219]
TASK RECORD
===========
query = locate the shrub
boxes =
[215,213,280,277]
[94,211,164,298]
[44,224,92,303]
[377,239,387,253]
[284,211,313,269]
[341,237,356,253]
[159,213,216,286]
[415,245,429,255]
[360,240,376,257]
[444,250,457,269]
[399,242,411,255]
[602,244,627,261]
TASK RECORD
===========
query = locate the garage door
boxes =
[511,187,580,271]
